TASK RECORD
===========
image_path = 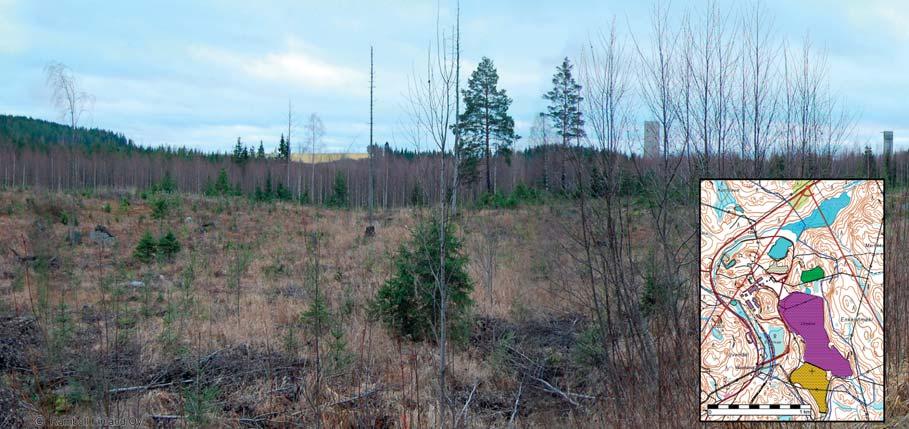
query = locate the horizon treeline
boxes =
[0,113,907,208]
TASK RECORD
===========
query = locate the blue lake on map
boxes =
[729,300,775,362]
[768,326,785,353]
[782,192,851,239]
[714,180,739,222]
[768,237,793,260]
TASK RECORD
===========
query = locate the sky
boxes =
[1,0,907,154]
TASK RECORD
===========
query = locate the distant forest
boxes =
[0,114,907,209]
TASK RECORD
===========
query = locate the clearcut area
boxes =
[789,362,831,414]
[778,292,852,378]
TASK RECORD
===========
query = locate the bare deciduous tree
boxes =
[44,62,94,188]
[44,62,94,144]
[404,2,460,426]
[306,113,326,201]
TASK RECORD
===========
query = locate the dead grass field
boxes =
[0,189,586,427]
[0,188,906,427]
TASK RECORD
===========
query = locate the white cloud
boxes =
[189,41,365,96]
[848,1,909,41]
[0,0,26,53]
[246,52,363,93]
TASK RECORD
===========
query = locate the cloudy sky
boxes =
[1,0,907,153]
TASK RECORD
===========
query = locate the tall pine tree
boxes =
[544,57,585,145]
[455,57,517,193]
[543,57,584,191]
[257,141,265,158]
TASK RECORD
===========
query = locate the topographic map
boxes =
[700,180,883,422]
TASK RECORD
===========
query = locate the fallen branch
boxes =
[509,381,523,427]
[326,386,382,408]
[8,247,57,267]
[109,379,194,395]
[454,381,479,426]
[238,412,277,425]
[529,376,595,406]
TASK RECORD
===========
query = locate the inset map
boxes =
[700,180,883,422]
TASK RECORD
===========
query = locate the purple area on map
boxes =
[778,292,853,377]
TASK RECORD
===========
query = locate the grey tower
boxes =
[644,121,660,158]
[883,131,894,158]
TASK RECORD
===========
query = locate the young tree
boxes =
[404,3,460,423]
[133,231,158,263]
[456,57,518,194]
[325,171,348,209]
[372,218,473,342]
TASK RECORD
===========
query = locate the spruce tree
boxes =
[257,141,265,159]
[544,57,585,145]
[133,231,158,263]
[157,231,181,259]
[264,170,273,197]
[232,137,252,164]
[232,137,244,163]
[278,134,289,160]
[371,218,473,342]
[455,57,517,193]
[326,171,348,208]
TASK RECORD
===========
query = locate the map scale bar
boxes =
[707,404,810,416]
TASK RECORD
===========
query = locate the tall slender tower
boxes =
[883,131,893,157]
[644,121,660,158]
[883,131,894,182]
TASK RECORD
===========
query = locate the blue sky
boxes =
[1,0,907,153]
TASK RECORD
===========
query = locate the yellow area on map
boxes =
[791,180,813,210]
[789,362,830,414]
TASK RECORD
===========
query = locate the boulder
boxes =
[90,225,116,245]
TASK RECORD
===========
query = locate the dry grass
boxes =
[0,189,582,427]
[0,187,906,427]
